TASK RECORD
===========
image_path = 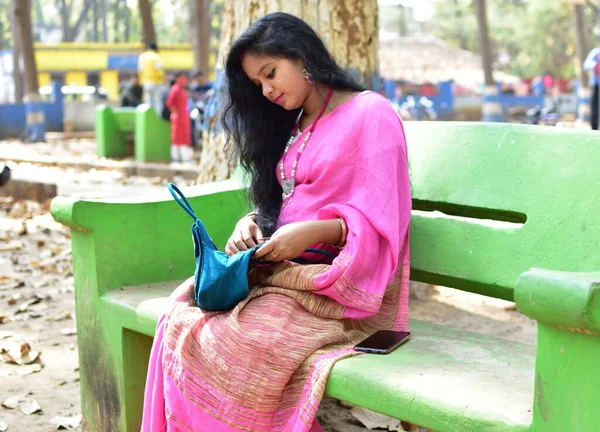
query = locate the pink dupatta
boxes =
[142,91,411,431]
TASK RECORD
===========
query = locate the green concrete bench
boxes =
[51,122,600,432]
[95,104,171,162]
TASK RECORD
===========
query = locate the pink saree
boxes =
[142,91,412,431]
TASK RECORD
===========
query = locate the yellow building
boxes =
[34,43,216,101]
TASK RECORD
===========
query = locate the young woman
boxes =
[142,12,411,432]
[165,72,193,163]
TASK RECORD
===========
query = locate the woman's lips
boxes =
[274,94,283,104]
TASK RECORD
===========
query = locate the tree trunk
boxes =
[197,0,380,183]
[114,0,122,42]
[138,0,156,46]
[124,2,130,42]
[14,0,39,97]
[574,4,589,84]
[474,0,494,86]
[91,0,98,42]
[59,0,73,41]
[11,1,24,103]
[191,0,211,74]
[101,0,107,42]
[34,0,45,31]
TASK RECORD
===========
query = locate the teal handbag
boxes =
[168,184,336,311]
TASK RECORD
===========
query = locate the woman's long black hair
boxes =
[222,12,364,236]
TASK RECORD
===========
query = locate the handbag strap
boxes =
[168,183,198,220]
[304,248,337,260]
[168,183,339,261]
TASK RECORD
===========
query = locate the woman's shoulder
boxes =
[341,91,398,119]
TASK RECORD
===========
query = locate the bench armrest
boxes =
[515,268,600,332]
[51,179,249,297]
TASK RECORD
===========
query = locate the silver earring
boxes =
[303,68,314,85]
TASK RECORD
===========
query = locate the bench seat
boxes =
[104,282,535,432]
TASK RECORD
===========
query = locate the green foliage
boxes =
[431,0,598,78]
[0,1,11,50]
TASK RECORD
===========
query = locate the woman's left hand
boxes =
[252,222,315,262]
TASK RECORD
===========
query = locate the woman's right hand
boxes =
[225,215,265,256]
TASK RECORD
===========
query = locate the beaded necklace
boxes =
[280,88,334,207]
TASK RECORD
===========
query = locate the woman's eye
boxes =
[267,68,275,79]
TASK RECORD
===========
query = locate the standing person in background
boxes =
[165,72,193,163]
[583,47,600,130]
[138,41,165,115]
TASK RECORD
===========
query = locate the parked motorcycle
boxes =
[189,99,206,150]
[524,96,562,126]
[397,96,438,121]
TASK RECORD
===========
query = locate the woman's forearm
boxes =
[302,219,344,247]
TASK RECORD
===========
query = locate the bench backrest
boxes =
[404,122,600,301]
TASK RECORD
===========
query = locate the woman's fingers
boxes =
[252,240,275,260]
[226,238,240,256]
[240,226,257,248]
[227,221,267,257]
[253,224,265,244]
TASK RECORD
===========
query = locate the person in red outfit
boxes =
[166,72,193,163]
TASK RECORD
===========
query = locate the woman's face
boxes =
[241,53,311,110]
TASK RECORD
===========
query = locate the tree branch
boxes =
[66,0,74,20]
[72,0,93,41]
[585,0,599,14]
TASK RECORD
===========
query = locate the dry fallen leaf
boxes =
[15,363,43,376]
[1,343,41,365]
[20,398,42,415]
[0,241,24,252]
[0,280,25,291]
[51,414,82,430]
[2,395,22,409]
[15,297,42,313]
[46,312,72,322]
[7,294,22,306]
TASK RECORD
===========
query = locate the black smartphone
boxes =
[354,330,412,354]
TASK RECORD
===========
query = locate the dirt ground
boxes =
[0,146,537,432]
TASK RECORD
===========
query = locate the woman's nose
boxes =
[262,84,273,98]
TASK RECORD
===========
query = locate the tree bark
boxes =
[474,0,494,86]
[198,0,379,183]
[11,1,24,102]
[34,0,45,31]
[114,0,122,42]
[138,0,157,46]
[14,0,39,99]
[191,0,211,74]
[101,0,107,42]
[91,0,98,42]
[59,0,73,41]
[574,4,589,84]
[124,2,131,42]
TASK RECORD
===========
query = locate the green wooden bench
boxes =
[51,122,600,432]
[95,104,171,162]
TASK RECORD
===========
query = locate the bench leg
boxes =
[77,304,152,432]
[122,329,153,431]
[529,324,600,431]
